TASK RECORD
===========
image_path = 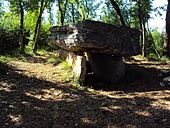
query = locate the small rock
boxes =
[158,70,170,78]
[163,77,170,86]
[160,82,166,87]
[162,119,168,122]
[101,102,108,107]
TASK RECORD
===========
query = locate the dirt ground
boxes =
[0,56,170,128]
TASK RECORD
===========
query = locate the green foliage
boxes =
[59,61,81,86]
[0,55,12,63]
[151,29,164,54]
[24,11,37,34]
[145,28,165,60]
[100,1,118,24]
[0,12,20,30]
[57,61,74,82]
[55,0,100,25]
[0,11,31,54]
[99,0,153,27]
[0,0,4,17]
[147,53,170,62]
[60,61,70,70]
[0,28,20,53]
[76,0,85,21]
[83,0,100,20]
[38,21,52,48]
[24,10,52,50]
[146,53,159,61]
[160,56,170,62]
[0,27,31,54]
[46,55,61,64]
[0,0,167,62]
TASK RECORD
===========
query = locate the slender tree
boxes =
[137,0,147,56]
[19,0,25,53]
[71,3,75,23]
[164,0,170,56]
[33,0,48,53]
[129,0,152,56]
[9,0,26,53]
[82,0,99,20]
[109,0,126,26]
[58,0,68,26]
[47,2,54,25]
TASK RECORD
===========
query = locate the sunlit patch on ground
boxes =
[7,114,23,126]
[0,55,170,128]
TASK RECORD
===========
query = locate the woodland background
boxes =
[0,0,170,60]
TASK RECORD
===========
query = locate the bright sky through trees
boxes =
[2,0,168,31]
[149,0,168,31]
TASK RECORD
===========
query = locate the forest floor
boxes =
[0,53,170,128]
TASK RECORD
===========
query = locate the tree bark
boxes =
[109,0,126,26]
[141,18,147,56]
[71,4,75,23]
[58,0,64,26]
[137,0,147,56]
[19,0,25,54]
[164,0,170,56]
[58,0,68,26]
[33,0,47,53]
[85,0,89,18]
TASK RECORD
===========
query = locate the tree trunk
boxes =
[48,3,54,25]
[19,0,25,54]
[164,0,170,56]
[109,0,126,26]
[71,4,75,23]
[137,0,147,56]
[58,0,64,26]
[141,19,147,56]
[58,0,68,26]
[85,0,89,18]
[33,0,46,53]
[137,1,143,55]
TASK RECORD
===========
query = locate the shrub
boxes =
[146,53,159,61]
[0,28,19,54]
[0,28,30,54]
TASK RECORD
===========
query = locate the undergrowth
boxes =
[132,54,170,62]
[146,53,170,62]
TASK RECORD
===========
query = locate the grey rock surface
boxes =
[163,76,170,86]
[158,70,170,77]
[48,20,140,56]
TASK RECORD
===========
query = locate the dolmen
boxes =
[48,20,140,83]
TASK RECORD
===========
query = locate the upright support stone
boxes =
[87,53,125,83]
[57,50,87,83]
[72,55,86,83]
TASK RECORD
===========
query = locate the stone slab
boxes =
[48,20,140,56]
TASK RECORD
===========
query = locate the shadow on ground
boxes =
[85,62,170,92]
[0,62,170,128]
